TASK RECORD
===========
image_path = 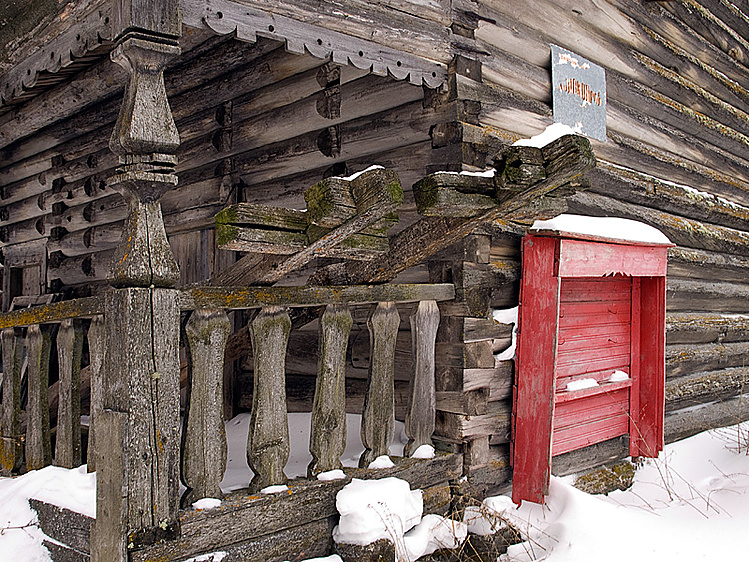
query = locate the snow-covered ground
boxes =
[3,418,749,561]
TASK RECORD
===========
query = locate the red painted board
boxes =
[634,276,666,458]
[558,239,668,277]
[560,278,632,302]
[512,236,560,505]
[552,412,630,456]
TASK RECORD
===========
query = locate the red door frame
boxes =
[512,234,670,505]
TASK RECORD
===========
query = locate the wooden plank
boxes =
[552,413,630,457]
[25,324,52,471]
[512,235,559,504]
[404,300,439,456]
[0,328,23,475]
[87,315,105,473]
[247,307,291,491]
[55,319,84,469]
[557,239,670,277]
[636,276,666,458]
[0,295,103,329]
[666,341,749,378]
[90,409,128,562]
[308,304,352,476]
[182,309,231,507]
[29,499,91,556]
[360,302,400,467]
[131,453,461,562]
[180,284,455,310]
[551,435,629,477]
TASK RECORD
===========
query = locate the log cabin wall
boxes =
[436,0,749,487]
[1,0,749,506]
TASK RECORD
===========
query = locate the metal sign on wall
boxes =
[551,44,607,142]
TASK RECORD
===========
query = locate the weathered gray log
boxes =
[405,300,439,457]
[99,288,181,543]
[247,306,291,491]
[181,309,231,508]
[667,277,749,313]
[0,327,23,475]
[666,366,749,411]
[666,393,749,444]
[87,315,105,473]
[26,324,52,471]
[90,409,128,562]
[360,302,400,467]
[55,318,84,469]
[667,312,749,345]
[569,191,749,257]
[308,304,352,477]
[667,341,749,378]
[29,498,92,556]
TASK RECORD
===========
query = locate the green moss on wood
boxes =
[573,460,636,495]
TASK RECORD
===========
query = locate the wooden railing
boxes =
[0,283,453,508]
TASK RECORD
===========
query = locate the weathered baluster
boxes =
[56,318,84,468]
[247,306,291,491]
[308,304,352,477]
[360,302,400,468]
[87,315,105,472]
[404,300,439,457]
[0,328,23,475]
[181,309,231,507]
[26,324,53,471]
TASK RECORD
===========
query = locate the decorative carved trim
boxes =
[0,5,115,108]
[182,0,448,88]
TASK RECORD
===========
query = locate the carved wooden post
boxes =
[247,306,291,492]
[308,304,352,477]
[405,300,439,457]
[55,319,85,469]
[360,302,400,467]
[26,324,52,470]
[87,315,105,473]
[181,309,231,508]
[0,328,23,475]
[92,2,182,560]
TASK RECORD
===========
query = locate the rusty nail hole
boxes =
[396,61,402,67]
[268,25,275,32]
[217,11,223,18]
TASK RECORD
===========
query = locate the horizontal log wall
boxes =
[468,0,749,461]
[0,32,462,297]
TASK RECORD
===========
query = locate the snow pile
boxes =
[513,123,581,148]
[260,484,289,494]
[565,378,599,392]
[0,465,96,561]
[317,470,346,481]
[608,370,630,383]
[334,477,423,547]
[530,214,671,245]
[192,498,221,510]
[410,444,435,459]
[368,455,396,469]
[494,421,749,562]
[493,306,518,361]
[333,477,467,561]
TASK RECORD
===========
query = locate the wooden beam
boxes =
[311,134,595,286]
